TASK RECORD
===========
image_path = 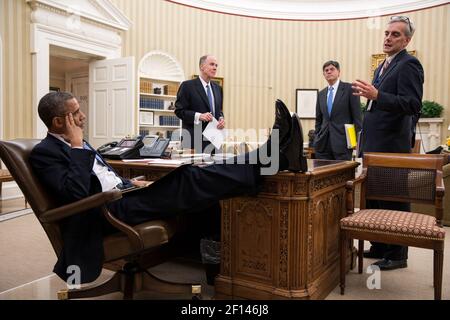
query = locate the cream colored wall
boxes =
[0,0,33,139]
[1,0,449,141]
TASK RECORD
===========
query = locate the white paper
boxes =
[202,117,228,149]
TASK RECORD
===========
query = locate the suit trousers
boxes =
[315,137,353,160]
[107,162,260,226]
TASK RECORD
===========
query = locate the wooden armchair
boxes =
[340,152,446,300]
[0,139,201,300]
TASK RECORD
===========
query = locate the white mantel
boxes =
[417,118,443,153]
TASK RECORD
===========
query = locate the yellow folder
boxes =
[345,124,357,149]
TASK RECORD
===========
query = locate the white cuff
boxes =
[194,112,201,124]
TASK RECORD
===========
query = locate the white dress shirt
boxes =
[194,76,216,124]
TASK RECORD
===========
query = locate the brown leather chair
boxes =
[0,139,201,300]
[340,152,446,300]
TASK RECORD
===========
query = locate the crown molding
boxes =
[166,0,448,20]
[27,0,131,30]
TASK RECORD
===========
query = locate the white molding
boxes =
[138,51,185,82]
[417,118,443,153]
[27,0,131,30]
[168,0,448,20]
[29,1,128,138]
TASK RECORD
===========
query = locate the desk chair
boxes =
[340,152,446,300]
[0,139,200,300]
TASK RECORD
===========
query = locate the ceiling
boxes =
[167,0,447,20]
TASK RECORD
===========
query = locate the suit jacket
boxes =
[361,49,424,154]
[175,77,224,150]
[29,134,131,283]
[314,81,362,155]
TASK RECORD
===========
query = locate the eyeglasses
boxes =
[390,16,412,34]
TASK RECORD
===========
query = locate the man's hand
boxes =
[199,112,214,122]
[62,113,83,148]
[217,117,225,129]
[352,79,378,100]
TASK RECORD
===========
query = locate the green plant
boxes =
[421,100,444,118]
[360,102,367,113]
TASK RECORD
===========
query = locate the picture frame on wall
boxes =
[49,86,60,92]
[296,89,318,118]
[139,111,154,125]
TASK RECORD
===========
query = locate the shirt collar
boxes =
[199,76,210,88]
[329,79,340,91]
[48,132,72,147]
[386,51,400,64]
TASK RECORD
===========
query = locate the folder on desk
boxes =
[345,124,357,149]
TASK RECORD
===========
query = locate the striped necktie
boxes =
[206,84,215,117]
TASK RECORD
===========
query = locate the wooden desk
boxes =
[108,159,359,299]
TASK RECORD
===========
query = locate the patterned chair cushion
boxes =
[341,209,446,240]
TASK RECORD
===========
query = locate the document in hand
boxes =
[345,124,357,149]
[202,117,228,149]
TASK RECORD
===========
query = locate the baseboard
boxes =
[0,181,24,200]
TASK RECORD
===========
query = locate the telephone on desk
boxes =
[139,135,171,158]
[98,136,144,160]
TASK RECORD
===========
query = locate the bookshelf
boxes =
[137,51,185,141]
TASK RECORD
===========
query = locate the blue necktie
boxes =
[83,142,108,168]
[206,84,215,117]
[327,86,334,116]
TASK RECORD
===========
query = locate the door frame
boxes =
[30,19,124,138]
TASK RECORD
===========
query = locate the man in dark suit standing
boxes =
[314,61,362,160]
[352,16,424,270]
[175,55,225,153]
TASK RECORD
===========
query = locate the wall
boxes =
[0,0,449,141]
[111,0,449,141]
[0,0,32,139]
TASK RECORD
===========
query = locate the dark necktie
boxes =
[206,84,215,117]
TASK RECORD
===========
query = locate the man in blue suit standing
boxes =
[175,55,225,153]
[352,16,424,270]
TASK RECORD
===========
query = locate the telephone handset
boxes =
[139,135,171,158]
[100,136,144,159]
[97,141,118,154]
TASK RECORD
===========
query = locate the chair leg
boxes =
[57,271,122,300]
[358,240,364,274]
[340,231,347,295]
[433,250,443,300]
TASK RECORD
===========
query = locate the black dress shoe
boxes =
[281,114,307,172]
[273,99,292,146]
[363,250,384,259]
[372,258,407,270]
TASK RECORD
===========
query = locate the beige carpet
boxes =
[0,213,448,299]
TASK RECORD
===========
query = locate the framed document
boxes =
[139,111,154,125]
[296,89,318,118]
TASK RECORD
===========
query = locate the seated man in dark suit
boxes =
[30,92,304,283]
